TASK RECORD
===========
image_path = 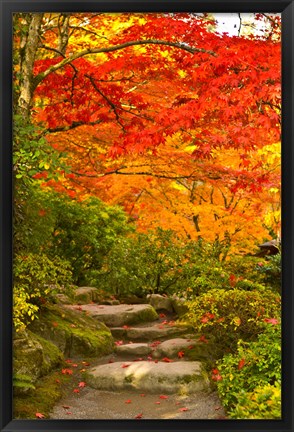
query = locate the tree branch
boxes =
[34,39,216,87]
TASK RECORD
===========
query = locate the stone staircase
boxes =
[64,302,212,395]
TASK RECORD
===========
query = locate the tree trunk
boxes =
[17,13,43,121]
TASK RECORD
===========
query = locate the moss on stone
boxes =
[29,304,114,358]
[13,370,71,419]
[127,306,158,325]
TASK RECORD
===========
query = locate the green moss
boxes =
[13,370,71,419]
[128,306,158,325]
[29,304,114,357]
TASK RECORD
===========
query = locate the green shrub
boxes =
[255,253,281,293]
[13,253,73,332]
[186,288,281,352]
[215,321,281,418]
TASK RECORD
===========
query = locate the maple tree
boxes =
[13,12,281,253]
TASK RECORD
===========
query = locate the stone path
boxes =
[50,302,226,420]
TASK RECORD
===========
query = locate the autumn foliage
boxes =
[12,12,281,254]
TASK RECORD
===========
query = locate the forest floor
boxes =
[49,304,226,420]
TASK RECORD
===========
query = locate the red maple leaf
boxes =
[177,350,185,359]
[161,357,173,362]
[125,399,132,404]
[35,412,45,419]
[73,388,80,393]
[159,395,168,399]
[179,407,188,412]
[78,381,86,388]
[134,413,143,419]
[61,368,73,375]
[121,363,130,368]
[238,358,246,370]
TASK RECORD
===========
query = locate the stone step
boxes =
[115,338,210,361]
[85,360,210,394]
[110,323,193,341]
[64,304,158,327]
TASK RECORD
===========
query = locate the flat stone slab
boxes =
[111,323,192,341]
[85,360,210,394]
[64,304,158,327]
[152,338,197,359]
[116,343,152,357]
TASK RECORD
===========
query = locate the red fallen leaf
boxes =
[62,405,70,409]
[212,368,219,375]
[52,321,58,327]
[61,368,73,375]
[140,394,145,397]
[238,358,246,370]
[35,412,45,419]
[155,401,161,404]
[66,412,72,415]
[168,321,175,326]
[198,335,208,343]
[123,325,130,329]
[159,395,168,399]
[75,306,83,311]
[82,361,90,366]
[121,363,130,368]
[162,357,173,362]
[55,379,60,384]
[108,359,114,363]
[211,374,222,382]
[134,357,143,361]
[178,350,185,359]
[73,388,80,393]
[135,413,143,419]
[115,340,123,346]
[147,355,153,361]
[125,399,132,404]
[264,318,279,325]
[65,359,72,363]
[175,402,181,405]
[154,359,158,363]
[78,381,86,388]
[179,407,188,412]
[161,320,168,325]
[149,340,161,347]
[159,313,166,318]
[72,364,78,368]
[158,325,164,329]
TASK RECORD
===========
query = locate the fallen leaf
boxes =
[123,325,130,329]
[125,399,132,404]
[61,368,73,375]
[238,358,246,370]
[73,388,80,393]
[55,379,60,384]
[198,335,208,343]
[52,321,58,327]
[135,413,143,419]
[72,363,78,368]
[121,363,130,368]
[35,412,45,419]
[115,340,123,346]
[80,368,86,372]
[155,401,161,404]
[75,306,83,311]
[159,313,166,318]
[65,359,72,363]
[82,361,90,366]
[66,412,72,415]
[177,350,185,359]
[108,359,114,363]
[214,406,221,411]
[147,355,153,361]
[78,381,86,388]
[140,394,145,397]
[159,395,168,399]
[161,357,172,363]
[179,407,188,412]
[149,341,161,348]
[154,359,158,363]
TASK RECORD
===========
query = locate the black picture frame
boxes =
[1,1,293,431]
